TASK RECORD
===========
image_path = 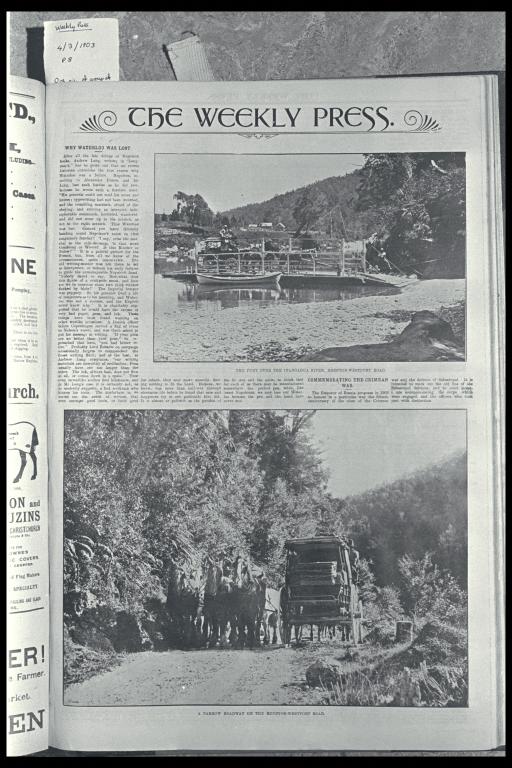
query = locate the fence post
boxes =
[361,239,366,273]
[194,242,199,274]
[237,252,241,274]
[341,242,345,276]
[395,620,413,643]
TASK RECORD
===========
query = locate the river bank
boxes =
[154,278,465,362]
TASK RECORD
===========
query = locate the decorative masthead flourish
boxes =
[79,110,118,133]
[403,110,441,132]
[237,132,279,140]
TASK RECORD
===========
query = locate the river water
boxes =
[155,275,398,314]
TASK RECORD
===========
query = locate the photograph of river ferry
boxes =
[153,152,466,362]
[63,408,468,707]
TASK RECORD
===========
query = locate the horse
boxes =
[189,566,208,644]
[8,421,38,483]
[233,556,261,649]
[166,565,204,648]
[202,558,223,646]
[202,557,236,648]
[214,570,235,648]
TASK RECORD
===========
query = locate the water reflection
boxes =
[169,279,398,311]
[188,284,282,309]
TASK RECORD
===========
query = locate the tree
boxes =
[357,153,466,276]
[427,570,467,625]
[397,553,436,627]
[63,409,339,616]
[171,192,214,227]
[396,552,465,628]
[229,410,327,496]
[356,557,377,605]
[293,188,325,236]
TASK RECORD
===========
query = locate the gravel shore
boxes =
[154,279,465,362]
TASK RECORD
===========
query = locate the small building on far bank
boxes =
[197,236,223,251]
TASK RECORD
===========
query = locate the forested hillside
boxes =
[221,169,383,239]
[337,452,467,588]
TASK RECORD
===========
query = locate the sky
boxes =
[309,410,466,498]
[155,153,365,214]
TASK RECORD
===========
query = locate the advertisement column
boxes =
[7,76,49,756]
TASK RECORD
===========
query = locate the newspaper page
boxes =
[7,76,49,756]
[44,77,503,751]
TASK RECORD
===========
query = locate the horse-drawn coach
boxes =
[279,535,364,645]
[166,535,363,649]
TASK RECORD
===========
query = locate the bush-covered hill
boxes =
[339,452,467,588]
[221,169,383,239]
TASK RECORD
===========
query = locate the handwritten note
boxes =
[44,17,119,84]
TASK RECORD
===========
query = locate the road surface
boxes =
[64,645,321,706]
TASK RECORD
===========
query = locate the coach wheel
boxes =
[278,587,290,646]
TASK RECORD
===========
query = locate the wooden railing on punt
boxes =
[193,238,367,276]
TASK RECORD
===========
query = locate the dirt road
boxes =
[65,645,323,707]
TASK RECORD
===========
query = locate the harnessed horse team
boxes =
[166,555,281,650]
